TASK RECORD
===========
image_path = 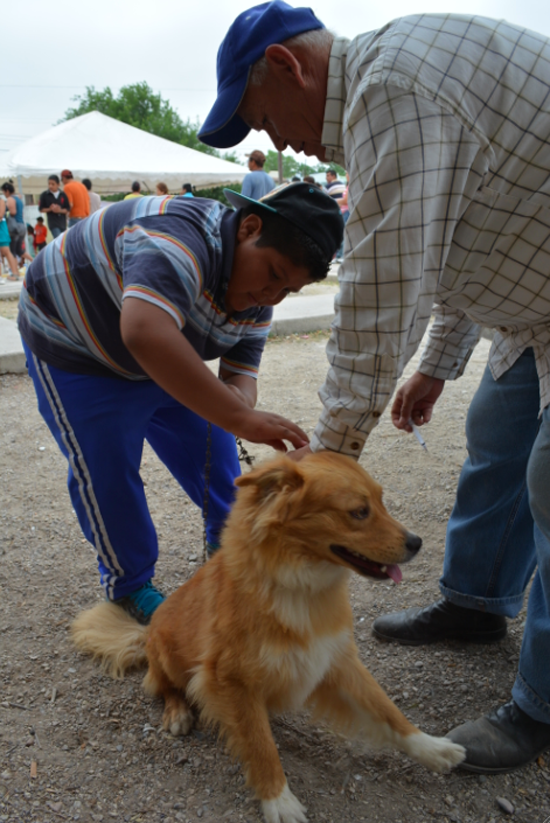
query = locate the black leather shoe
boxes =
[372,598,507,645]
[446,700,550,773]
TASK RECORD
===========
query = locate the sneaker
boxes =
[206,541,220,559]
[114,580,166,625]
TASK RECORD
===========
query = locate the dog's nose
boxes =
[405,532,422,555]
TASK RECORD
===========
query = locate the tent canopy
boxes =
[2,111,248,195]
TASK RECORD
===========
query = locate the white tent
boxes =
[2,111,248,196]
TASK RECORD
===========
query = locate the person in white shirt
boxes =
[198,0,550,773]
[82,179,102,214]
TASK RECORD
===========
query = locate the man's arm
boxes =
[120,297,307,451]
[311,88,486,457]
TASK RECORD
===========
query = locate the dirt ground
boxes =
[0,317,549,823]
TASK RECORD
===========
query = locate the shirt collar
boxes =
[321,36,349,166]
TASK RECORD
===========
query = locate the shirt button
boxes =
[372,411,381,418]
[499,326,508,332]
[350,441,360,451]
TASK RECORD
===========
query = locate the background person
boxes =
[26,225,37,260]
[124,181,143,200]
[82,178,102,214]
[18,183,342,625]
[181,183,194,197]
[199,0,550,773]
[38,174,70,239]
[156,182,169,196]
[241,150,275,200]
[1,182,26,267]
[0,193,20,280]
[335,172,349,262]
[33,216,47,252]
[60,170,90,227]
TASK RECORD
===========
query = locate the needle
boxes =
[408,418,428,452]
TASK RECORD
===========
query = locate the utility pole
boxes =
[277,151,283,185]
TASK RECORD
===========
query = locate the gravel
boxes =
[1,330,549,823]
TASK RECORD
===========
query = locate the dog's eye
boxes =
[350,506,370,520]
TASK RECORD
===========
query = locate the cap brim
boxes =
[223,188,278,213]
[198,74,251,149]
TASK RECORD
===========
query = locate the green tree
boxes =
[263,150,346,178]
[62,82,234,159]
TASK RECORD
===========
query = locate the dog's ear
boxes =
[235,457,305,499]
[235,458,305,540]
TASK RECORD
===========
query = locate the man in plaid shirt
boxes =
[200,1,550,773]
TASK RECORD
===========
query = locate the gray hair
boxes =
[249,28,334,86]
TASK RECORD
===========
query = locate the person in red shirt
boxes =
[34,217,47,251]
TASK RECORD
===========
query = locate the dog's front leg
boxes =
[307,652,465,773]
[211,695,307,823]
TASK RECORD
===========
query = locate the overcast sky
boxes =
[3,0,550,169]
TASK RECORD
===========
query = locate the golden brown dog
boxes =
[72,452,464,823]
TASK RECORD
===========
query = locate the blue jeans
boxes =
[50,226,64,239]
[68,217,83,228]
[440,348,550,723]
[23,341,240,600]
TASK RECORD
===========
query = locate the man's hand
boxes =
[391,371,445,431]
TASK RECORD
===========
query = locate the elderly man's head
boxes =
[199,1,333,160]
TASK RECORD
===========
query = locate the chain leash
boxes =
[202,426,256,563]
[202,422,213,564]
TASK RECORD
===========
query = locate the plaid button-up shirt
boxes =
[313,14,550,456]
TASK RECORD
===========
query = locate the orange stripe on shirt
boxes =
[117,225,203,292]
[59,242,133,375]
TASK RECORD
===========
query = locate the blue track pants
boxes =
[23,341,241,600]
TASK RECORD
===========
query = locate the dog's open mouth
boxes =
[330,545,402,583]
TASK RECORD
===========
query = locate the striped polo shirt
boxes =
[18,195,272,380]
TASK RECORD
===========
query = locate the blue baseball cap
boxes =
[198,1,325,149]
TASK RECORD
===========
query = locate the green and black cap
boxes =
[224,181,344,260]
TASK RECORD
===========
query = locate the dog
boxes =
[72,451,464,823]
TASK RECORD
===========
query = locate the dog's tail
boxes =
[71,602,148,679]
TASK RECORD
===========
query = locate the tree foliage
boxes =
[263,150,346,178]
[62,82,239,161]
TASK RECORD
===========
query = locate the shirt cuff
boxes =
[310,407,381,458]
[418,338,478,380]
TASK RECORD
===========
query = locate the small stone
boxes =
[496,797,514,815]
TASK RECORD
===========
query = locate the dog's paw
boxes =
[405,731,466,773]
[162,700,194,737]
[261,783,307,823]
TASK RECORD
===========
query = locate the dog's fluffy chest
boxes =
[261,630,349,708]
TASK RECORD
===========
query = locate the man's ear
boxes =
[236,213,263,243]
[264,44,306,89]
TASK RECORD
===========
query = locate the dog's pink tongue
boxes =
[386,564,402,584]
